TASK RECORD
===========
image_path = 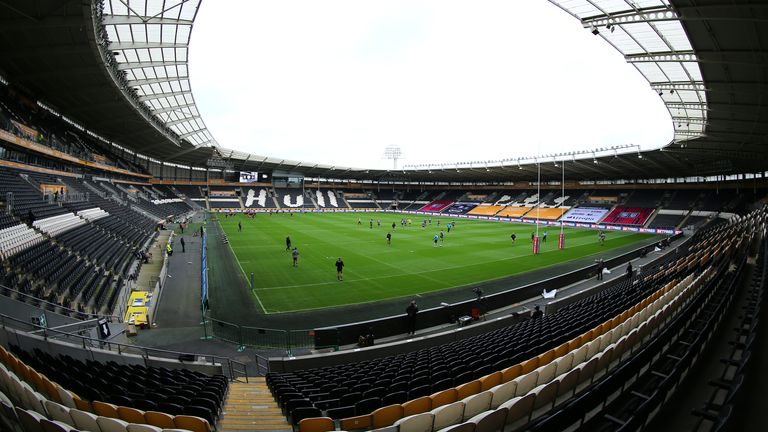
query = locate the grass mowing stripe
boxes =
[218,212,656,312]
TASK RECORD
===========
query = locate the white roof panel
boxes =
[548,0,707,140]
[101,0,217,148]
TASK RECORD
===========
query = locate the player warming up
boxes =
[335,257,344,281]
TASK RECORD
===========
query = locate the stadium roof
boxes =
[101,0,216,148]
[0,0,765,182]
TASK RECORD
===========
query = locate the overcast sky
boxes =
[189,0,673,170]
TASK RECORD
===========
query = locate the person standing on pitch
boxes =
[286,235,292,251]
[292,247,299,267]
[406,300,419,335]
[335,257,345,281]
[238,221,242,232]
[386,232,392,246]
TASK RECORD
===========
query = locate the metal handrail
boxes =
[254,353,270,376]
[0,312,249,381]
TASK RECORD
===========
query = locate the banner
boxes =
[560,207,609,223]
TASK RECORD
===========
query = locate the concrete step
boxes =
[220,382,292,432]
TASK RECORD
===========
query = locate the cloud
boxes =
[190,0,672,169]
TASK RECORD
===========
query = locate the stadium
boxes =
[0,1,765,432]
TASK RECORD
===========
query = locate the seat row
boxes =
[298,264,714,432]
[0,345,212,432]
[690,236,767,431]
[0,224,43,260]
[77,208,109,222]
[32,213,86,237]
[11,347,227,427]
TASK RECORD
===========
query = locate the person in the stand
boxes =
[626,262,633,280]
[405,300,419,335]
[531,305,544,319]
[596,259,604,281]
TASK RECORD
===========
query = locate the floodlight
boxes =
[591,26,599,35]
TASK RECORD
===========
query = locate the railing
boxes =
[254,353,270,375]
[0,311,249,381]
[205,317,320,356]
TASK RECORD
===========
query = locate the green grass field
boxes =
[217,212,655,313]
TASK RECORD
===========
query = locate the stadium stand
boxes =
[0,343,220,432]
[665,190,701,210]
[0,170,69,221]
[496,207,531,218]
[623,189,665,207]
[273,189,314,209]
[601,207,655,226]
[493,192,526,206]
[419,200,453,212]
[313,189,346,209]
[243,187,275,208]
[648,213,686,229]
[372,190,398,209]
[279,209,761,431]
[467,205,504,216]
[521,208,566,221]
[344,192,379,209]
[441,203,477,215]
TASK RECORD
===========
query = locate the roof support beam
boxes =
[117,61,185,70]
[103,16,193,26]
[109,42,186,50]
[164,116,199,127]
[652,82,706,91]
[582,6,676,27]
[151,103,196,114]
[626,51,696,63]
[127,77,186,86]
[138,90,190,102]
[178,130,203,140]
